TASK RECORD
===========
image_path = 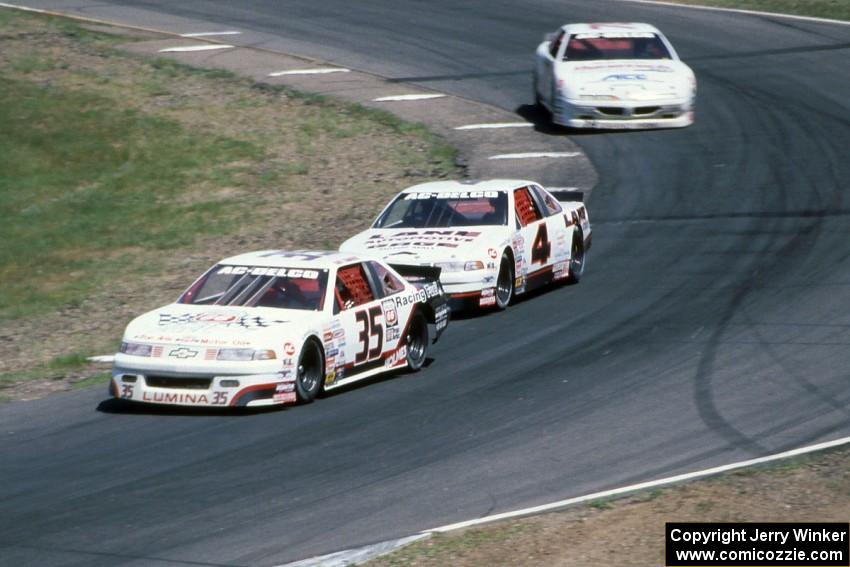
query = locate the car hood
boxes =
[340,226,509,264]
[556,60,693,101]
[122,303,324,348]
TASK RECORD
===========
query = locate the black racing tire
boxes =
[495,251,515,310]
[405,310,429,372]
[295,339,324,403]
[567,230,587,284]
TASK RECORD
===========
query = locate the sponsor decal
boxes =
[394,286,438,308]
[479,294,497,307]
[386,327,401,342]
[141,391,228,405]
[216,265,320,279]
[169,347,199,359]
[364,230,482,250]
[575,31,655,39]
[323,331,334,342]
[553,261,570,280]
[603,73,647,81]
[385,346,408,368]
[488,248,498,259]
[326,348,339,357]
[575,63,673,73]
[332,328,345,338]
[382,299,399,326]
[132,333,251,347]
[158,312,288,330]
[404,191,499,200]
[324,371,337,386]
[283,342,296,356]
[273,392,297,403]
[152,346,164,358]
[275,382,295,393]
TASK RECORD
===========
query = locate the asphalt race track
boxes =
[2,1,850,565]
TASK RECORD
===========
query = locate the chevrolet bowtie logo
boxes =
[169,347,199,359]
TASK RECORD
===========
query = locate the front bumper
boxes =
[111,362,296,408]
[553,96,694,130]
[440,270,499,309]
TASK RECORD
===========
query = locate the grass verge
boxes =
[0,8,460,397]
[366,445,850,566]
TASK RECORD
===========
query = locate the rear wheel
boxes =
[405,310,429,372]
[568,231,586,284]
[295,340,323,403]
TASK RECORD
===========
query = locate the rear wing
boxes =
[549,189,585,205]
[390,264,442,283]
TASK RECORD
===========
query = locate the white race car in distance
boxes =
[340,180,591,310]
[111,251,449,408]
[534,22,696,129]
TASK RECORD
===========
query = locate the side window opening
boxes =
[335,264,375,311]
[514,187,543,227]
[531,185,563,216]
[367,262,405,298]
[549,30,564,58]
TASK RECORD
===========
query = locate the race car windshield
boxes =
[178,265,328,311]
[374,191,508,228]
[564,33,671,61]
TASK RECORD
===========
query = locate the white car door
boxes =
[513,186,552,290]
[333,262,386,373]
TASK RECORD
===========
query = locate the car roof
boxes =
[561,22,662,35]
[218,250,365,269]
[400,179,537,194]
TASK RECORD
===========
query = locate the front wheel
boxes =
[495,251,515,310]
[405,310,429,372]
[567,231,586,284]
[295,340,324,403]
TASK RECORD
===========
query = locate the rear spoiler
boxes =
[390,264,442,282]
[549,189,586,203]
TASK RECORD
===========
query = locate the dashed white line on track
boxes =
[158,45,234,53]
[180,31,241,37]
[488,151,580,160]
[372,94,446,102]
[268,68,351,76]
[454,122,533,130]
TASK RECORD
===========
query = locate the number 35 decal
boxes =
[355,306,383,364]
[531,223,551,265]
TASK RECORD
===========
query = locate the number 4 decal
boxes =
[531,223,551,265]
[355,306,384,364]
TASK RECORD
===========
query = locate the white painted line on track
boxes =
[488,151,580,160]
[180,31,241,37]
[268,68,351,76]
[158,44,234,53]
[88,355,115,363]
[276,534,429,567]
[616,0,850,26]
[373,94,446,102]
[454,122,533,130]
[428,435,850,533]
